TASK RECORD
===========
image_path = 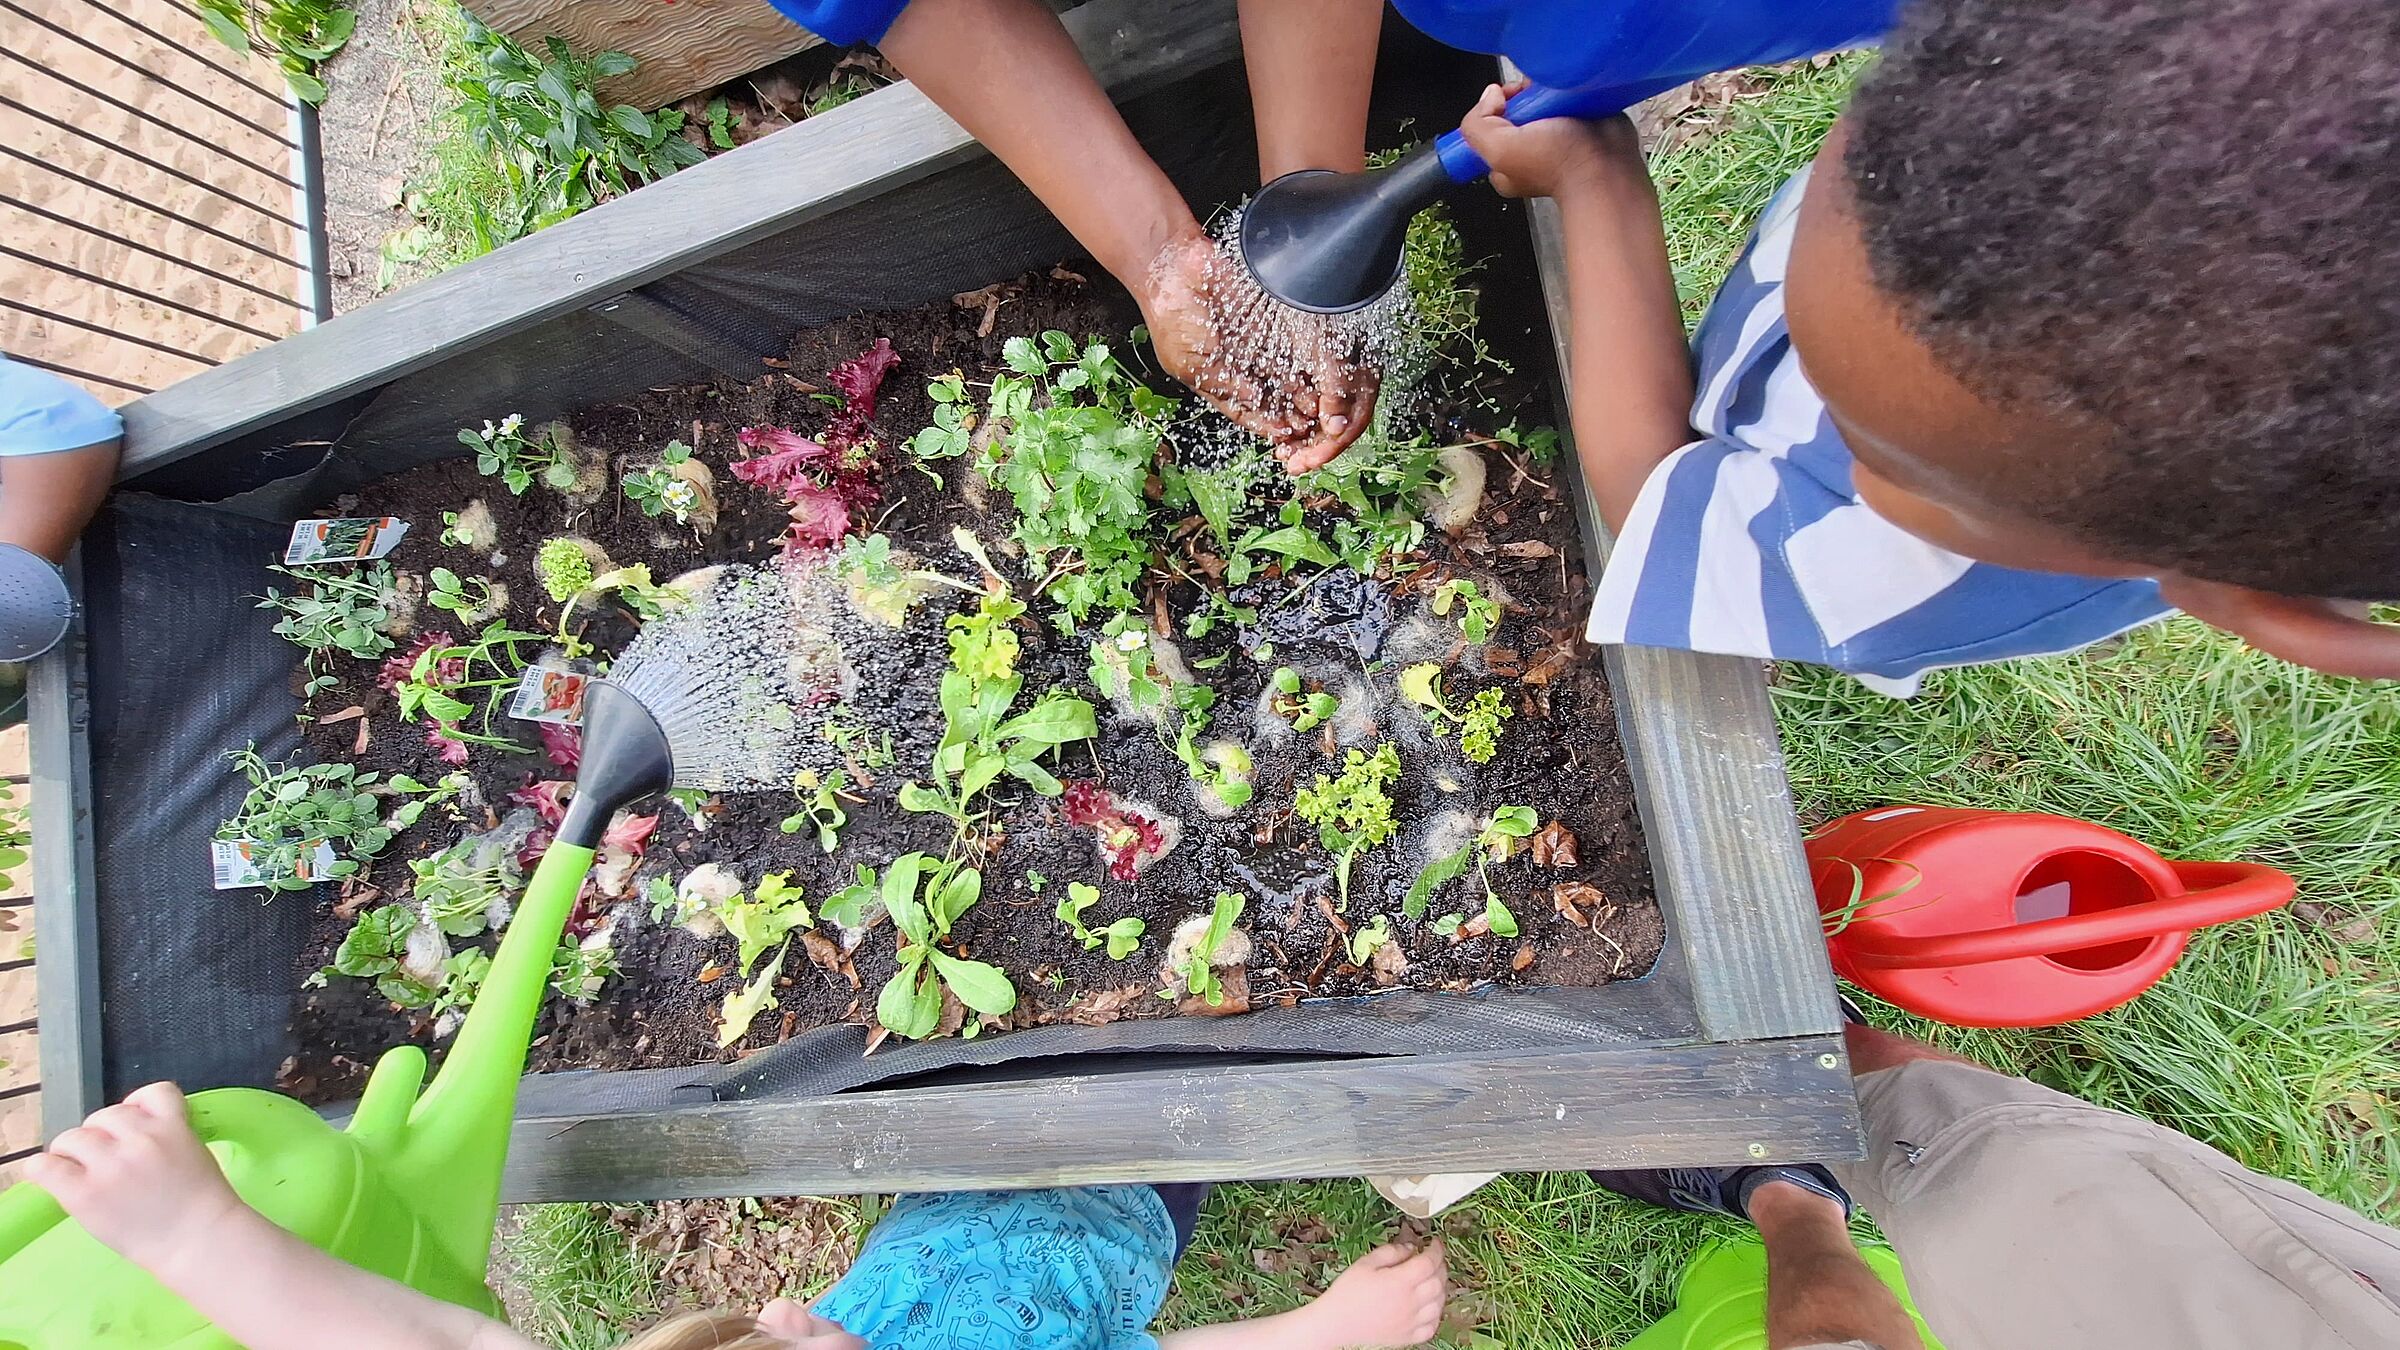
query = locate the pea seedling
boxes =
[255,562,398,697]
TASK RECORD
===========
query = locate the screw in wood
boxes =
[1747,1142,1769,1158]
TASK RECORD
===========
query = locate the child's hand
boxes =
[1302,1239,1448,1348]
[759,1299,868,1348]
[23,1081,247,1275]
[1456,81,1644,202]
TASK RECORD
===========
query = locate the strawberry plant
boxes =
[1294,744,1402,908]
[622,440,699,523]
[460,414,573,495]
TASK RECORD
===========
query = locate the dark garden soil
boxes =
[275,266,1660,1104]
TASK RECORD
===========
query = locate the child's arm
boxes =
[1239,0,1382,179]
[1158,1240,1446,1350]
[24,1082,546,1350]
[0,438,118,562]
[1456,84,1694,535]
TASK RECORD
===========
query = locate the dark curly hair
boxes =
[1843,0,2400,599]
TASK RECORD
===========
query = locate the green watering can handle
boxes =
[0,1177,64,1263]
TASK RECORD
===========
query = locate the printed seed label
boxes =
[211,838,338,890]
[285,517,409,565]
[508,666,588,725]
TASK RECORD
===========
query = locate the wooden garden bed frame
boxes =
[35,0,1857,1196]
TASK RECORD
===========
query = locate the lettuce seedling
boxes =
[1403,805,1537,922]
[1061,782,1171,882]
[876,854,1018,1040]
[1168,891,1246,1007]
[1056,880,1145,959]
[1399,663,1511,764]
[1294,744,1401,909]
[1432,577,1501,643]
[901,592,1097,827]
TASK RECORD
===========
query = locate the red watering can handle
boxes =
[1838,860,2293,970]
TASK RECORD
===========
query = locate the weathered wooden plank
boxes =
[471,0,823,112]
[503,1035,1859,1201]
[1523,189,1841,1045]
[119,0,1241,479]
[27,553,102,1136]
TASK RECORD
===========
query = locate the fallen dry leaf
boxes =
[1511,944,1537,973]
[319,705,365,724]
[695,962,725,984]
[2291,900,2378,946]
[1532,820,1580,868]
[799,930,858,988]
[1179,965,1251,1017]
[1462,913,1493,939]
[1553,882,1606,927]
[1524,641,1580,686]
[1499,539,1555,559]
[1484,647,1524,677]
[1370,937,1409,986]
[1061,984,1152,1026]
[354,718,371,756]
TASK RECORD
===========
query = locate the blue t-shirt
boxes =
[1583,166,2172,696]
[0,356,123,457]
[812,1187,1177,1349]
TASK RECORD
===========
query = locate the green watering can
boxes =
[1625,1235,1944,1350]
[0,681,680,1348]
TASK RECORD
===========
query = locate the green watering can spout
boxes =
[0,683,672,1347]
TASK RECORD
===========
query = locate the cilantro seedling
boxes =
[255,561,398,697]
[1055,880,1146,960]
[622,440,699,523]
[1490,422,1561,465]
[1399,663,1512,765]
[1432,578,1502,644]
[1087,619,1250,807]
[779,768,850,852]
[1293,745,1401,909]
[875,854,1018,1039]
[459,414,574,495]
[1403,804,1538,921]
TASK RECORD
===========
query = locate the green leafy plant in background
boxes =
[1168,891,1245,1007]
[463,414,573,495]
[0,799,27,874]
[875,854,1017,1039]
[1056,881,1145,959]
[451,20,703,228]
[196,0,354,104]
[1086,618,1250,808]
[970,332,1177,628]
[1293,745,1401,909]
[1403,805,1535,937]
[255,562,399,696]
[394,620,547,751]
[900,592,1097,831]
[621,441,698,523]
[718,871,812,977]
[1399,664,1512,765]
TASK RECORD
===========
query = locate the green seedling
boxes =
[438,510,472,547]
[719,871,812,976]
[818,863,878,932]
[1399,663,1512,765]
[534,537,596,602]
[1268,666,1340,734]
[315,906,438,1007]
[460,413,574,495]
[622,440,699,523]
[1404,805,1538,925]
[1025,870,1049,894]
[779,768,850,852]
[1181,588,1257,641]
[906,372,974,460]
[1490,423,1561,465]
[820,704,896,772]
[424,567,503,626]
[549,934,619,1002]
[428,947,491,1020]
[901,592,1097,829]
[1089,619,1251,808]
[1225,501,1340,586]
[1293,745,1401,909]
[876,854,1018,1039]
[1056,881,1146,960]
[1432,578,1502,644]
[255,562,399,697]
[1348,914,1394,966]
[1167,891,1245,1007]
[832,532,979,626]
[196,0,351,104]
[716,946,787,1048]
[409,835,521,937]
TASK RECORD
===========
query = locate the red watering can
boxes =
[1807,807,2294,1027]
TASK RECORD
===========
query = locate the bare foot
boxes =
[1291,1240,1449,1349]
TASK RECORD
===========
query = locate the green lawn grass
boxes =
[505,54,2397,1347]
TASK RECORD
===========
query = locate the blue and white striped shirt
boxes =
[1584,167,2173,696]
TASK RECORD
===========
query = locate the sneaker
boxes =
[1588,1164,1853,1222]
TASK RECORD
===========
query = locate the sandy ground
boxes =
[0,725,38,1180]
[0,0,311,402]
[315,0,448,313]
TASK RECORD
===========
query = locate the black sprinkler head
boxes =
[555,680,674,848]
[1238,144,1460,315]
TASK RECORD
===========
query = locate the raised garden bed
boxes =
[272,258,1663,1097]
[35,0,1856,1190]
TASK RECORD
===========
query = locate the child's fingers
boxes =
[39,1124,114,1169]
[1353,1241,1416,1271]
[20,1150,83,1194]
[124,1081,189,1122]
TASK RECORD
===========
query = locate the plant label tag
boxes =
[211,838,338,889]
[509,666,588,725]
[285,517,409,565]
